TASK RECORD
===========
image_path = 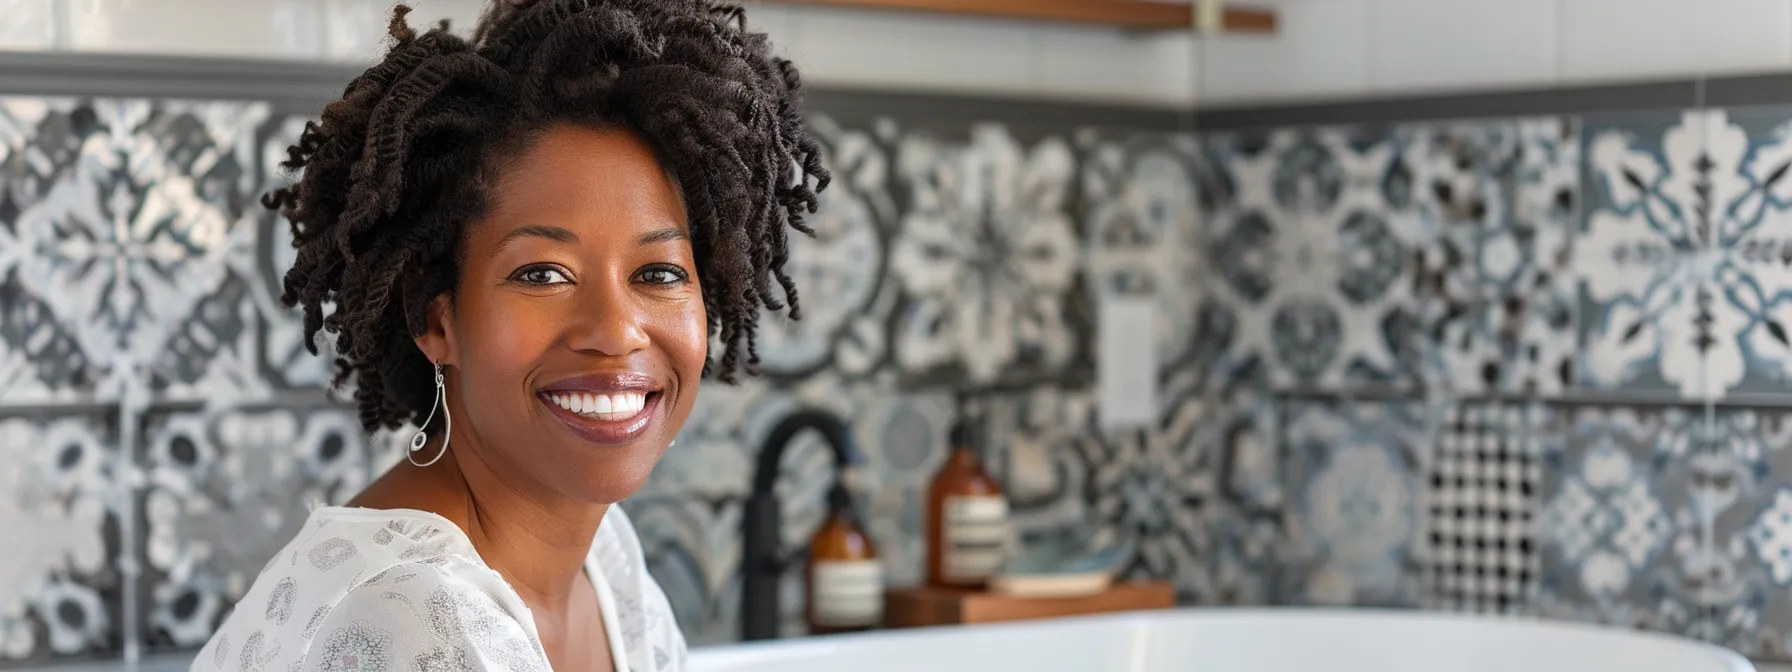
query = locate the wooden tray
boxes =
[883,581,1174,628]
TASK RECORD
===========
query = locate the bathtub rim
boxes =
[687,606,1757,671]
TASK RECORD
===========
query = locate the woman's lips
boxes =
[539,390,662,445]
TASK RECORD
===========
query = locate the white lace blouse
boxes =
[193,505,686,672]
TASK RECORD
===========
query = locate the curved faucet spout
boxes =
[740,408,863,641]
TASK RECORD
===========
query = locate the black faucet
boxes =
[739,408,863,641]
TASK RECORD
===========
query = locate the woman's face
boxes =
[423,124,706,504]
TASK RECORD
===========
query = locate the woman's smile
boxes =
[537,371,667,445]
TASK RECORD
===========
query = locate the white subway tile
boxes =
[743,2,801,60]
[69,0,324,59]
[793,6,1033,97]
[1561,0,1792,82]
[0,0,55,50]
[1197,0,1371,106]
[1034,26,1195,106]
[1367,0,1559,94]
[321,0,489,64]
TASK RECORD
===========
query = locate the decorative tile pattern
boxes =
[1077,400,1217,603]
[890,124,1087,388]
[1279,400,1428,607]
[1578,108,1792,400]
[0,97,282,406]
[1705,106,1792,398]
[1536,406,1792,659]
[1422,403,1544,614]
[1079,131,1201,366]
[620,496,741,647]
[0,414,122,663]
[980,376,1284,605]
[753,114,895,380]
[12,85,1792,667]
[1197,126,1424,392]
[1407,117,1581,397]
[137,407,373,651]
[0,97,105,403]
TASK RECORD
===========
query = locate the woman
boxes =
[195,1,825,670]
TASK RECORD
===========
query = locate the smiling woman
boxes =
[189,1,826,671]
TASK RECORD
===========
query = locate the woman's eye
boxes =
[513,266,571,285]
[636,265,688,286]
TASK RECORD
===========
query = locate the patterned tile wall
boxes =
[7,88,1792,667]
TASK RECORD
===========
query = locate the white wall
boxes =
[7,1,1792,109]
[1196,0,1792,106]
[0,0,1196,107]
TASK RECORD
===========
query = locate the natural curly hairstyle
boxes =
[264,0,829,433]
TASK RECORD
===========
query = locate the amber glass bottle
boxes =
[806,483,882,634]
[925,419,1010,589]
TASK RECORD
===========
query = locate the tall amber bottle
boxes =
[926,418,1010,589]
[806,483,882,634]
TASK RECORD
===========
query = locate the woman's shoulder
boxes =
[192,507,525,671]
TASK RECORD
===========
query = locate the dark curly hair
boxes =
[264,0,828,433]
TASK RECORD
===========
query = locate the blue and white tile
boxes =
[0,97,273,403]
[1190,389,1284,605]
[619,495,742,647]
[1701,105,1792,398]
[753,114,895,380]
[1498,118,1582,396]
[136,407,373,651]
[0,97,105,403]
[981,376,1281,605]
[1077,397,1218,603]
[889,124,1087,388]
[1079,130,1201,368]
[1404,117,1580,397]
[1421,402,1547,614]
[1537,405,1792,658]
[980,386,1099,535]
[1578,108,1792,400]
[0,413,123,663]
[252,115,340,393]
[1278,400,1428,607]
[1197,126,1424,392]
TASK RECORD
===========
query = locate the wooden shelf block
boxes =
[883,581,1176,628]
[753,0,1277,33]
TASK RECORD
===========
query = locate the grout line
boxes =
[50,0,70,51]
[118,383,140,672]
[1552,0,1565,86]
[1361,0,1375,95]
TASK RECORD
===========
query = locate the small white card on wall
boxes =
[1097,296,1158,429]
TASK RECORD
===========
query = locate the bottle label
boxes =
[942,495,1009,582]
[811,559,883,628]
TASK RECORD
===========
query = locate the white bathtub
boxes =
[688,608,1756,672]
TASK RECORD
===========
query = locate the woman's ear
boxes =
[413,294,457,366]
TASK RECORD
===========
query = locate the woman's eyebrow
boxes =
[496,224,579,250]
[637,228,689,245]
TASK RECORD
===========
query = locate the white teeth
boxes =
[548,392,649,421]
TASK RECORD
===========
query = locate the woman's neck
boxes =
[452,446,609,608]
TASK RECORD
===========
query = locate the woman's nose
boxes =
[566,278,651,357]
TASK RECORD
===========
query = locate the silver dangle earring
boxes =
[409,362,451,467]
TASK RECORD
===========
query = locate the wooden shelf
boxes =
[754,0,1277,33]
[883,581,1176,628]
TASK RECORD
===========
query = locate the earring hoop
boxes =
[409,362,451,467]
